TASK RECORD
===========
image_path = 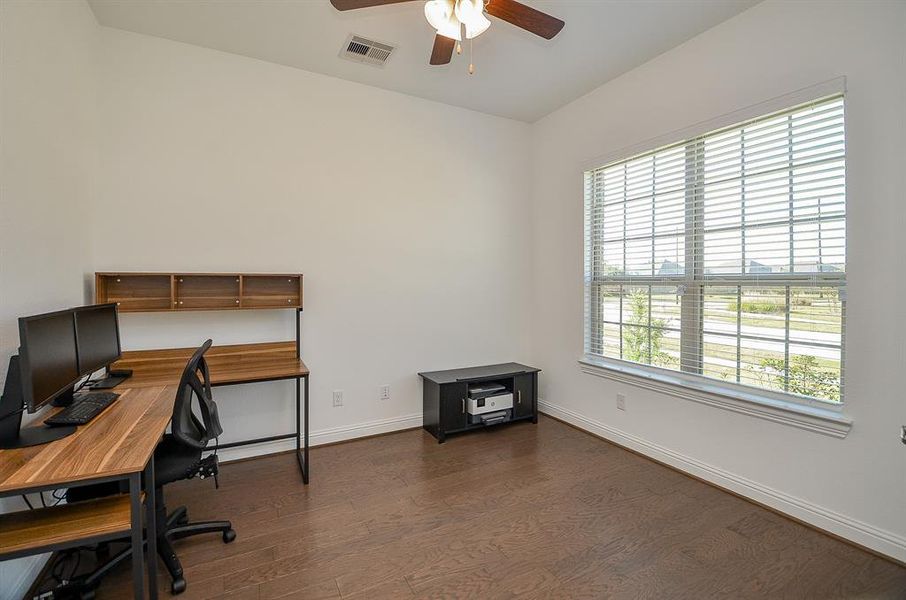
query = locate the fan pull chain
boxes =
[468,37,474,75]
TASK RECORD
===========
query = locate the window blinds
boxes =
[584,95,845,404]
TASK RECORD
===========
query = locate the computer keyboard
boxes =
[45,392,120,427]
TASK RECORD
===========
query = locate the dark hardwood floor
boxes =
[95,416,906,599]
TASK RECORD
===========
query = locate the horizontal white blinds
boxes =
[584,95,845,404]
[586,97,845,279]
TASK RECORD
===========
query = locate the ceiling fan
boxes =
[329,0,564,71]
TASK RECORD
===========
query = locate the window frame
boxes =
[582,84,848,420]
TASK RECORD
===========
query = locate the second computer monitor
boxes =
[74,303,122,375]
[18,309,80,412]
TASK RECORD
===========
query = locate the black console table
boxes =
[418,363,540,443]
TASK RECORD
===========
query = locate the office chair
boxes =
[63,339,235,597]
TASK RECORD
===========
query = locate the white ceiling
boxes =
[88,0,759,122]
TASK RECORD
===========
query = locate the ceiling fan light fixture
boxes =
[463,12,490,39]
[335,0,565,67]
[435,14,462,40]
[455,0,490,39]
[424,0,453,31]
[425,0,461,41]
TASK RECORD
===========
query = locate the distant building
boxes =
[747,260,772,273]
[704,259,774,274]
[794,261,842,273]
[657,260,683,276]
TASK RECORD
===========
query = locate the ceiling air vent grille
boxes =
[340,35,395,67]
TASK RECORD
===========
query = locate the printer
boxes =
[467,383,513,426]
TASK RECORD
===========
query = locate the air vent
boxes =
[340,35,395,67]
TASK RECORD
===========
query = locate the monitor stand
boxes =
[89,368,131,390]
[51,386,76,407]
[0,355,76,449]
[0,417,76,448]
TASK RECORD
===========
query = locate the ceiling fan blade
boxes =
[485,0,564,39]
[329,0,417,11]
[429,34,455,65]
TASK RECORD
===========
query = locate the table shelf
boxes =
[0,494,136,558]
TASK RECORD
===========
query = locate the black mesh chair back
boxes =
[172,339,223,449]
[62,338,235,597]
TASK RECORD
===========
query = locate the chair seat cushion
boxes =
[65,435,204,503]
[154,434,204,486]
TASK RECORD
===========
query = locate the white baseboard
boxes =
[538,398,906,564]
[2,554,49,600]
[216,412,423,463]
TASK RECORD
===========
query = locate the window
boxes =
[584,95,845,404]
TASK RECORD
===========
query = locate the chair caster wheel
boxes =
[171,577,187,595]
[80,590,96,600]
[223,528,237,543]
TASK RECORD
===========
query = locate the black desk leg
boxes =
[304,374,309,484]
[295,375,310,484]
[129,472,145,600]
[295,376,301,477]
[144,456,158,599]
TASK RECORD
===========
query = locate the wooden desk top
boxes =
[0,385,174,495]
[0,342,307,495]
[113,341,309,388]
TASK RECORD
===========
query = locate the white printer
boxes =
[466,383,513,425]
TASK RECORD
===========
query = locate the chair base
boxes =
[55,501,235,598]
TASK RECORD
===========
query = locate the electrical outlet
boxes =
[380,385,390,401]
[332,390,344,407]
[616,393,626,411]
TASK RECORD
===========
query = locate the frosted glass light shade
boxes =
[454,0,480,22]
[425,0,461,41]
[435,13,462,40]
[437,16,462,42]
[425,0,455,31]
[424,0,454,31]
[464,11,490,39]
[454,0,490,38]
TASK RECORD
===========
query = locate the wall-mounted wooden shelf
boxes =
[95,272,303,313]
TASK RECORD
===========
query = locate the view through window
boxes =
[584,96,845,404]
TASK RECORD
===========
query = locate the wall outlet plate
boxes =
[333,390,343,407]
[616,393,626,411]
[380,385,390,401]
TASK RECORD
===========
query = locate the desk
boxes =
[0,385,174,599]
[0,342,308,597]
[112,341,310,482]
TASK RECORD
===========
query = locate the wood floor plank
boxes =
[182,545,276,585]
[339,577,413,599]
[409,558,560,599]
[268,579,340,600]
[86,416,904,599]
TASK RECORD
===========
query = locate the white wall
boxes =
[4,3,906,596]
[0,1,99,596]
[94,27,533,458]
[530,0,906,561]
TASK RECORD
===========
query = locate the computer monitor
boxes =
[18,308,80,413]
[74,303,122,375]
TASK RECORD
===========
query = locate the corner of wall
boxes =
[0,1,102,598]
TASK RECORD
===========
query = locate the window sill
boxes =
[578,357,852,438]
